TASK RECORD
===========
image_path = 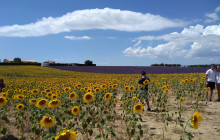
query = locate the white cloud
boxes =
[64,36,91,40]
[205,6,220,23]
[0,8,187,37]
[123,24,220,59]
[215,6,220,12]
[107,36,116,39]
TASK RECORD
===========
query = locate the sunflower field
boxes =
[0,66,219,140]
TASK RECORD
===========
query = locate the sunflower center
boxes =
[86,94,92,100]
[74,108,78,112]
[194,116,198,123]
[39,100,46,105]
[135,105,141,110]
[31,100,37,103]
[44,117,53,123]
[51,101,59,105]
[106,94,110,98]
[0,98,5,103]
[18,105,23,109]
[70,94,75,98]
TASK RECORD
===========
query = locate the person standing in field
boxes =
[215,65,220,102]
[138,71,151,111]
[205,64,216,102]
[0,79,6,93]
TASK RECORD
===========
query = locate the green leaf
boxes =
[1,115,10,123]
[131,129,135,136]
[137,124,142,130]
[186,132,194,140]
[217,129,220,133]
[140,129,143,136]
[103,134,108,140]
[187,122,193,128]
[1,127,7,135]
[88,129,93,136]
[82,121,88,129]
[139,117,143,122]
[55,116,62,126]
[180,123,184,128]
[86,117,92,124]
[95,134,101,140]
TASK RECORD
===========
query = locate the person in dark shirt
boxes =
[0,79,6,93]
[138,71,151,111]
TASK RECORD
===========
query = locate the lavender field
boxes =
[49,66,208,74]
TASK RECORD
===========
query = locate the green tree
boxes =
[85,60,93,66]
[14,57,22,63]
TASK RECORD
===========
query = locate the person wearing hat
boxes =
[205,64,216,102]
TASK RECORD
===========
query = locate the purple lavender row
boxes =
[49,66,208,74]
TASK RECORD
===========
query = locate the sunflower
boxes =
[55,129,78,140]
[192,111,202,130]
[203,88,207,92]
[0,97,7,106]
[17,94,25,100]
[32,89,39,95]
[77,84,82,89]
[40,116,56,128]
[45,89,51,93]
[108,85,113,89]
[71,106,80,115]
[124,86,129,91]
[87,88,92,92]
[181,80,185,84]
[129,86,135,92]
[48,99,61,108]
[180,97,184,103]
[164,89,169,94]
[47,92,53,98]
[138,84,143,89]
[100,84,106,89]
[113,84,118,89]
[123,101,126,106]
[199,82,203,86]
[29,99,37,104]
[114,98,118,104]
[207,87,210,91]
[83,92,94,103]
[80,88,84,92]
[133,103,144,113]
[36,99,48,109]
[94,88,101,94]
[64,87,71,93]
[104,93,112,101]
[16,104,24,111]
[69,92,77,100]
[52,94,57,99]
[22,90,27,94]
[133,96,139,103]
[143,80,150,85]
[161,86,166,92]
[41,91,46,95]
[1,92,8,97]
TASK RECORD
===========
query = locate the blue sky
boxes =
[0,0,219,66]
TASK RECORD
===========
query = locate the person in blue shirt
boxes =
[138,71,151,111]
[0,79,6,93]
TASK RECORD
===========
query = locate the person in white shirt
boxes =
[215,65,220,102]
[205,64,216,101]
